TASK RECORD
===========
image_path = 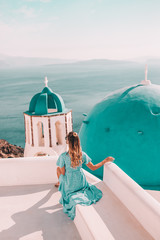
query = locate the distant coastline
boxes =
[1,53,160,69]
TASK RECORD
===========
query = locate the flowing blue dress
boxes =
[56,151,102,220]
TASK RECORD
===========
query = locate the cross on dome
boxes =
[145,64,148,82]
[140,64,151,85]
[44,76,48,87]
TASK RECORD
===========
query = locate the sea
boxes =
[0,60,160,148]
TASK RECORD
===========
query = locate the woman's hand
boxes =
[104,156,115,163]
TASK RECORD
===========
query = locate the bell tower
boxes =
[24,77,72,157]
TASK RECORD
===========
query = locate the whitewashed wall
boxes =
[103,163,160,240]
[0,156,58,186]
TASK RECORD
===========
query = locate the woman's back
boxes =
[57,151,92,195]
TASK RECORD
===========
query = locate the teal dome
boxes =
[28,86,66,115]
[79,83,160,190]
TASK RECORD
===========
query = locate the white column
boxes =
[66,111,73,134]
[25,115,32,145]
[32,118,39,147]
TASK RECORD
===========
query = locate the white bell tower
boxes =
[24,77,73,157]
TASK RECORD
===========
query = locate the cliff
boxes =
[0,139,24,158]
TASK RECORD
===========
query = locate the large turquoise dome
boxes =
[79,83,160,190]
[26,84,66,116]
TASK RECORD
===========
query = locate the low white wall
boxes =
[103,163,160,240]
[0,156,58,186]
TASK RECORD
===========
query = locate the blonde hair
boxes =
[67,132,83,168]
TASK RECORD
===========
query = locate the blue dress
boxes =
[56,151,103,220]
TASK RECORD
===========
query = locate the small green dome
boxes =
[28,85,66,115]
[79,83,160,190]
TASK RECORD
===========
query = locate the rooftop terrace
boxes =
[0,157,160,240]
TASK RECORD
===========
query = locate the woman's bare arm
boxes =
[86,156,114,171]
[57,166,65,178]
[61,166,65,175]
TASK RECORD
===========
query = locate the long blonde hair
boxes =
[67,131,83,168]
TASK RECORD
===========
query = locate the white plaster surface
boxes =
[75,170,154,240]
[146,190,160,203]
[0,184,81,240]
[0,156,58,186]
[0,157,159,240]
[103,163,160,240]
[0,181,153,240]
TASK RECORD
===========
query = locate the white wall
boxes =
[0,156,58,186]
[24,145,60,157]
[66,111,73,134]
[103,163,160,240]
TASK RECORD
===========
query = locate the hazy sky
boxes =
[0,0,160,60]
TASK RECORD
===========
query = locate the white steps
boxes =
[74,170,154,240]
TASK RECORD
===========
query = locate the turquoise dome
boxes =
[79,83,160,190]
[28,86,66,115]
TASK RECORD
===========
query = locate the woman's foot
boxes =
[55,181,60,187]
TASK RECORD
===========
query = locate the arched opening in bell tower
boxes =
[55,120,63,145]
[37,121,45,147]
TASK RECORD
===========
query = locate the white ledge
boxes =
[103,163,160,240]
[0,156,58,186]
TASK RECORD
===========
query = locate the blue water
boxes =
[0,61,160,148]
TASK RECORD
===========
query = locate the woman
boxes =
[55,131,114,220]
